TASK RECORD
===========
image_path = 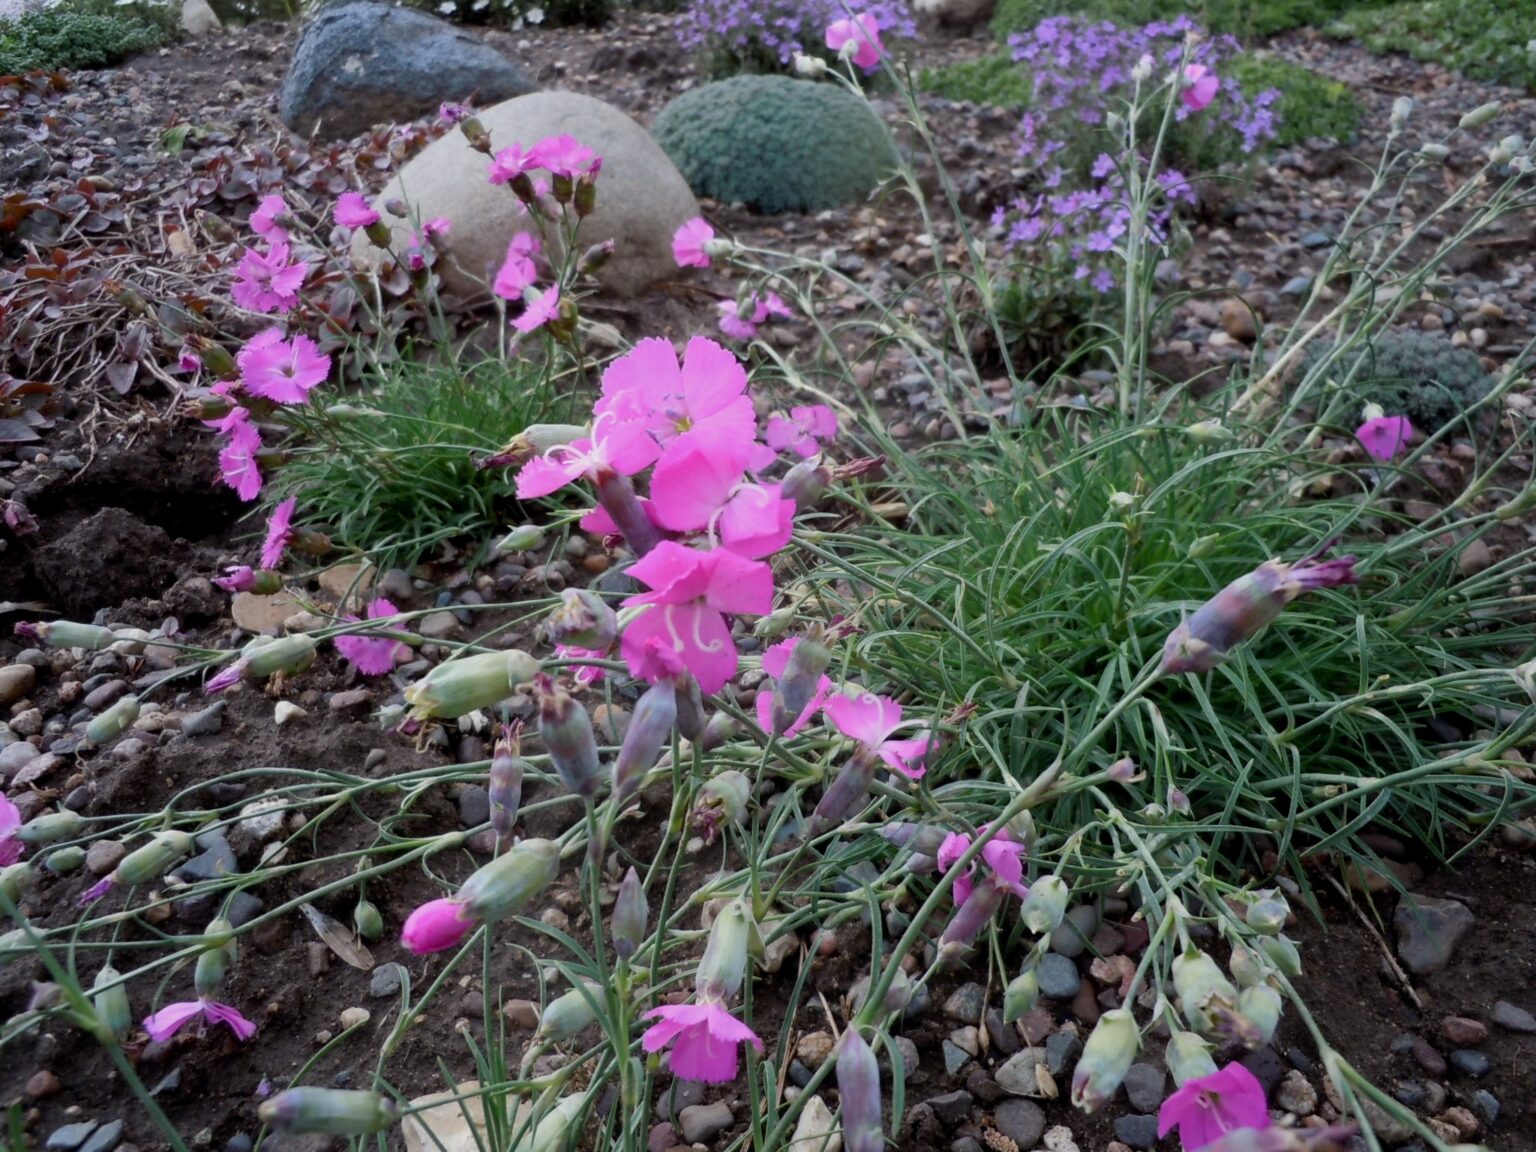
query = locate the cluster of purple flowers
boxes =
[677,0,914,69]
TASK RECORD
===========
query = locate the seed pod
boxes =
[1256,934,1302,977]
[836,1028,883,1152]
[1245,889,1289,935]
[611,867,647,962]
[1238,984,1282,1046]
[87,695,141,746]
[1003,968,1039,1022]
[92,965,132,1039]
[457,838,560,925]
[404,650,542,721]
[806,751,875,837]
[771,635,831,737]
[1172,947,1240,1036]
[536,675,601,799]
[781,458,831,512]
[544,589,617,651]
[18,810,84,846]
[498,523,547,553]
[242,634,318,680]
[614,680,675,804]
[14,621,117,651]
[489,726,528,843]
[696,899,752,1002]
[697,713,737,752]
[44,846,86,874]
[1070,1008,1139,1112]
[1020,875,1069,935]
[690,770,750,844]
[258,1088,400,1135]
[195,917,236,997]
[1228,944,1264,988]
[940,879,1004,957]
[881,822,949,856]
[0,863,33,902]
[753,607,796,639]
[1459,100,1502,130]
[537,984,600,1042]
[353,899,383,942]
[1164,1030,1217,1087]
[115,831,194,887]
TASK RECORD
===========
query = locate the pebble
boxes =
[1491,1000,1535,1033]
[995,1050,1049,1097]
[789,1096,837,1149]
[944,982,985,1022]
[942,1039,972,1075]
[368,963,406,998]
[948,1026,980,1057]
[1122,1063,1165,1113]
[1044,1031,1081,1076]
[1042,1126,1079,1152]
[274,701,307,726]
[237,799,286,841]
[1277,1070,1317,1116]
[1050,905,1098,958]
[1441,1016,1487,1046]
[1440,1106,1478,1139]
[1113,1115,1159,1150]
[1472,1089,1500,1127]
[458,785,490,827]
[339,1007,370,1029]
[0,740,39,777]
[677,1101,732,1144]
[329,689,371,712]
[926,1089,973,1127]
[992,1100,1044,1149]
[46,1122,99,1151]
[82,679,128,711]
[1241,1046,1286,1096]
[0,663,37,706]
[984,1008,1019,1056]
[418,611,460,639]
[181,701,226,738]
[503,999,539,1028]
[1410,1035,1447,1077]
[655,1079,704,1121]
[78,1120,124,1152]
[1036,953,1081,999]
[113,738,147,760]
[796,1030,835,1069]
[85,839,126,875]
[1449,1049,1489,1078]
[1393,895,1475,975]
[25,1070,61,1098]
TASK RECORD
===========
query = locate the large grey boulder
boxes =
[354,90,698,299]
[279,3,534,140]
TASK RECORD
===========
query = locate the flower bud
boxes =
[675,673,707,740]
[538,984,600,1042]
[614,679,676,804]
[1070,1008,1139,1112]
[579,240,614,274]
[45,846,85,874]
[1167,787,1191,815]
[1184,418,1233,443]
[771,635,832,736]
[244,634,318,679]
[1107,756,1142,783]
[691,769,750,844]
[1172,947,1240,1035]
[404,650,542,721]
[1459,101,1502,130]
[482,425,589,470]
[794,52,828,77]
[1257,934,1302,977]
[1131,52,1154,83]
[594,468,659,556]
[17,809,84,846]
[353,899,383,942]
[1417,142,1450,162]
[698,713,737,752]
[259,1088,400,1135]
[696,899,752,1001]
[1020,875,1068,935]
[545,589,617,650]
[1245,889,1289,935]
[940,879,1005,958]
[115,830,194,887]
[1003,968,1039,1021]
[881,822,949,856]
[1238,983,1282,1045]
[86,695,140,746]
[806,751,875,837]
[781,459,831,512]
[0,863,33,902]
[574,175,597,218]
[536,674,601,799]
[195,918,236,997]
[753,607,796,639]
[1228,944,1264,988]
[1390,96,1413,132]
[92,965,132,1039]
[489,725,528,843]
[401,897,475,955]
[837,1028,883,1152]
[457,837,560,924]
[14,620,117,650]
[498,523,547,553]
[1164,1030,1217,1086]
[0,927,30,964]
[611,866,647,961]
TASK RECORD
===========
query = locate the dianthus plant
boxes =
[677,0,915,74]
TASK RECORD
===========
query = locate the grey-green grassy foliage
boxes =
[652,75,898,214]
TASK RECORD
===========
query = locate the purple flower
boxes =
[677,0,914,69]
[143,998,257,1044]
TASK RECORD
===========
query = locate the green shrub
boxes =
[992,0,1375,40]
[918,51,1033,109]
[1296,330,1494,431]
[0,7,167,74]
[1333,0,1536,92]
[1225,54,1360,144]
[652,75,899,214]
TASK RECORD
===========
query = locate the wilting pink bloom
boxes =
[260,498,298,570]
[335,598,407,676]
[1158,1063,1269,1150]
[556,644,608,686]
[489,142,539,184]
[493,233,541,300]
[824,690,933,779]
[826,13,884,70]
[1356,414,1413,462]
[718,292,792,341]
[673,217,715,268]
[650,437,794,559]
[0,794,22,867]
[439,102,469,124]
[334,192,380,230]
[512,284,561,334]
[249,194,288,241]
[178,346,202,374]
[516,414,661,501]
[936,825,1027,906]
[595,336,758,453]
[756,638,833,737]
[214,566,259,592]
[765,404,839,458]
[143,998,258,1044]
[401,897,476,954]
[1182,64,1219,111]
[531,134,600,179]
[621,541,774,694]
[205,661,247,694]
[641,1000,765,1083]
[231,243,308,314]
[2,499,38,536]
[218,419,265,501]
[238,330,331,405]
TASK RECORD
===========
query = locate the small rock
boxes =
[1449,1049,1489,1078]
[25,1070,61,1098]
[1241,1046,1286,1096]
[992,1100,1044,1149]
[1037,953,1081,1000]
[369,963,407,998]
[1113,1115,1158,1150]
[46,1122,99,1151]
[1491,1001,1535,1033]
[1276,1070,1316,1116]
[1122,1063,1165,1113]
[176,833,238,882]
[995,1050,1049,1097]
[86,839,127,875]
[0,663,37,706]
[230,590,306,635]
[0,739,39,778]
[503,999,539,1029]
[1044,1031,1082,1076]
[418,611,460,639]
[181,0,221,35]
[1410,1035,1447,1077]
[1440,1106,1478,1139]
[181,702,226,738]
[1472,1089,1500,1127]
[339,1007,370,1029]
[275,701,308,726]
[1042,1126,1079,1152]
[1050,905,1098,958]
[926,1090,973,1127]
[941,1040,972,1076]
[788,1095,840,1151]
[458,785,490,827]
[1219,298,1258,343]
[655,1079,704,1122]
[83,679,128,711]
[78,1120,124,1152]
[238,799,287,841]
[329,689,372,713]
[984,1008,1019,1056]
[677,1102,733,1144]
[1459,538,1493,577]
[944,982,985,1022]
[1441,1016,1487,1046]
[1394,895,1475,975]
[797,1030,835,1069]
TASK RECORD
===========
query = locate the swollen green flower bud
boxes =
[1071,1008,1139,1112]
[404,650,541,721]
[457,838,560,924]
[538,984,600,1042]
[0,863,33,902]
[691,770,749,844]
[92,965,132,1039]
[498,523,547,553]
[614,680,676,804]
[753,607,796,639]
[0,926,29,964]
[86,695,140,746]
[259,1088,400,1135]
[1020,876,1069,935]
[545,589,617,651]
[1238,983,1282,1046]
[489,725,528,843]
[1228,944,1264,988]
[1173,947,1240,1036]
[698,713,737,752]
[244,634,318,679]
[697,899,752,1002]
[837,1028,883,1152]
[1245,889,1289,935]
[781,459,831,512]
[1390,96,1413,132]
[353,899,384,942]
[1003,968,1040,1022]
[44,847,85,874]
[1257,934,1302,977]
[195,917,236,997]
[1418,142,1450,162]
[115,830,194,887]
[536,674,601,798]
[611,866,647,962]
[1164,1030,1218,1086]
[1460,101,1502,130]
[14,620,117,651]
[17,809,84,846]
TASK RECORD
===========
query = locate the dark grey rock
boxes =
[654,1078,704,1121]
[1050,904,1099,958]
[174,833,238,882]
[926,1089,973,1127]
[1122,1062,1166,1113]
[181,701,225,738]
[1114,1114,1159,1150]
[45,1122,98,1151]
[1472,1089,1500,1127]
[1280,275,1313,297]
[369,962,406,998]
[950,1139,982,1152]
[944,982,984,1022]
[1393,895,1475,975]
[992,1099,1044,1149]
[77,1119,123,1152]
[458,785,490,828]
[1242,1046,1287,1095]
[985,1007,1019,1055]
[677,1101,732,1144]
[83,679,128,712]
[1037,953,1081,1000]
[788,1059,813,1088]
[1491,1000,1535,1033]
[1044,1030,1082,1076]
[964,1069,1004,1104]
[279,3,534,139]
[941,1040,971,1076]
[1449,1049,1489,1078]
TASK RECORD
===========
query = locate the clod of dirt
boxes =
[32,507,180,618]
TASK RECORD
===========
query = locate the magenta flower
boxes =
[824,690,933,779]
[213,566,259,592]
[1182,64,1219,112]
[402,897,476,955]
[489,142,538,184]
[512,284,561,334]
[826,13,884,70]
[334,192,380,230]
[231,242,308,314]
[335,597,408,676]
[1356,414,1413,463]
[493,233,541,300]
[755,638,833,737]
[218,418,265,502]
[515,414,661,501]
[1158,1063,1270,1150]
[530,133,601,179]
[260,498,298,570]
[936,825,1028,907]
[595,336,758,453]
[620,541,775,694]
[650,437,794,559]
[439,102,470,124]
[143,998,257,1044]
[556,643,608,686]
[249,194,288,242]
[718,292,792,342]
[765,404,839,458]
[422,217,451,240]
[178,346,202,375]
[238,329,331,405]
[673,217,715,268]
[0,794,22,867]
[641,1000,765,1083]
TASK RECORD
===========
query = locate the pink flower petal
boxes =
[143,1000,206,1043]
[201,1000,258,1041]
[718,484,794,559]
[825,690,900,747]
[621,601,738,695]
